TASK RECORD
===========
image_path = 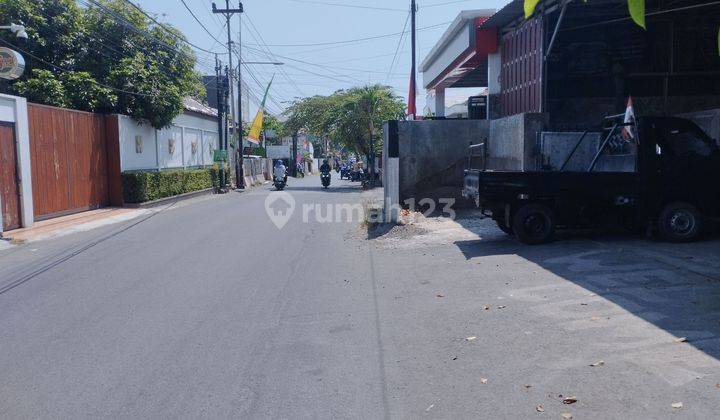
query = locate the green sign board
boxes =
[213,149,228,162]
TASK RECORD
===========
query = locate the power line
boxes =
[422,0,475,8]
[177,0,228,47]
[0,38,176,99]
[285,0,406,12]
[242,12,306,98]
[243,20,451,47]
[386,11,411,83]
[80,0,218,72]
[121,0,227,55]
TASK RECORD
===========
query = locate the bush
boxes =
[121,168,216,203]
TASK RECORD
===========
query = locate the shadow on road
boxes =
[452,214,720,366]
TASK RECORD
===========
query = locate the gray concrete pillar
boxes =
[434,88,446,117]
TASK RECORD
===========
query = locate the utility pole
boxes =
[215,54,226,190]
[292,133,298,177]
[409,0,418,120]
[212,1,244,187]
[224,65,230,154]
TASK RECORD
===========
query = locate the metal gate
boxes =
[500,16,544,116]
[28,104,109,220]
[0,122,21,230]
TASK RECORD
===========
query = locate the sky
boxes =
[136,0,511,119]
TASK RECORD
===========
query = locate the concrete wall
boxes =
[395,119,489,202]
[0,94,33,231]
[118,112,219,172]
[487,113,548,171]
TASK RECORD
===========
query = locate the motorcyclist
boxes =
[273,159,287,183]
[320,159,331,173]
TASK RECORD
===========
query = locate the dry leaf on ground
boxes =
[562,396,578,405]
[480,378,488,384]
[484,305,491,310]
[589,360,605,367]
[536,404,545,412]
[671,402,683,409]
[716,383,720,389]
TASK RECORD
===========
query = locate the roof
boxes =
[420,9,496,72]
[183,97,218,118]
[479,0,524,30]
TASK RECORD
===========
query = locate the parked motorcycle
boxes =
[321,171,331,189]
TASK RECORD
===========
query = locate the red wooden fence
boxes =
[28,103,110,220]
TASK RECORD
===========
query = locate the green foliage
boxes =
[262,113,286,139]
[61,72,117,111]
[1,0,206,128]
[12,70,68,108]
[121,169,215,203]
[524,0,540,18]
[627,0,646,29]
[283,84,405,157]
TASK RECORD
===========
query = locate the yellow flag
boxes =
[247,75,274,143]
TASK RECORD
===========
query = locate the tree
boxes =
[284,85,405,162]
[0,0,206,128]
[262,113,287,141]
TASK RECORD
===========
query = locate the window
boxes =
[663,128,715,158]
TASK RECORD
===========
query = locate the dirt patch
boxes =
[368,209,503,249]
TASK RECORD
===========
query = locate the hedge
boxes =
[121,168,221,203]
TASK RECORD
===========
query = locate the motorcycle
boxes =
[340,166,350,180]
[321,171,331,189]
[273,175,286,191]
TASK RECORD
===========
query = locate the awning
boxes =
[420,9,498,91]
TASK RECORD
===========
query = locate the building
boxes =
[383,0,720,215]
[421,1,720,130]
[0,94,222,234]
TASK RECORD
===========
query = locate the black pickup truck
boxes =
[462,115,720,244]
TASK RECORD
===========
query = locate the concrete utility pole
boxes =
[410,0,417,120]
[213,1,244,186]
[215,54,226,190]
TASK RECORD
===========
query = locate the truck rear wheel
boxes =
[658,202,702,242]
[512,203,556,245]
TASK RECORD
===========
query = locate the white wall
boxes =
[118,115,157,171]
[183,128,202,167]
[118,112,219,172]
[0,94,33,231]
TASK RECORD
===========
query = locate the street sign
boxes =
[213,149,228,162]
[0,47,25,80]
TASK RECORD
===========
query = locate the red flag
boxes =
[407,65,416,119]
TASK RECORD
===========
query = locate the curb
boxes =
[124,188,216,209]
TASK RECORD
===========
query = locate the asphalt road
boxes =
[1,172,719,419]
